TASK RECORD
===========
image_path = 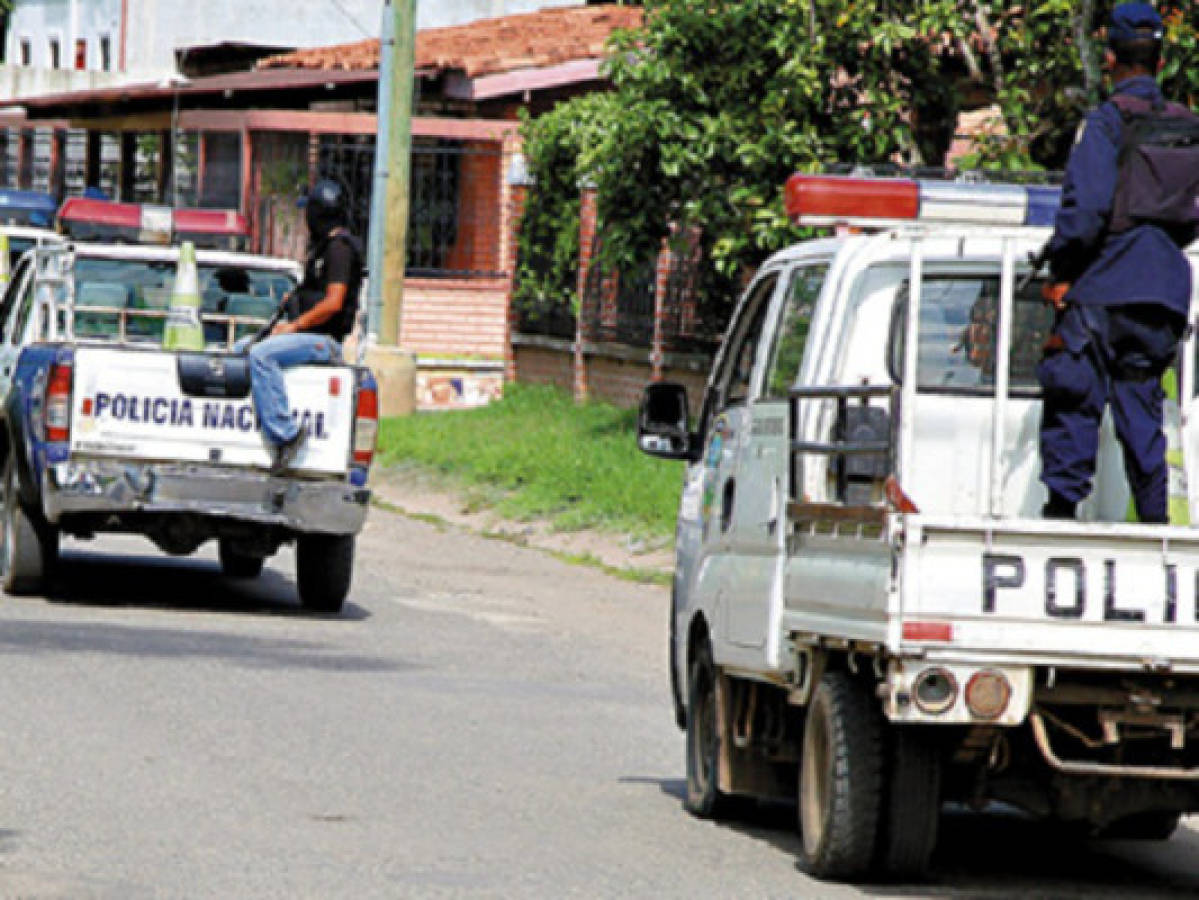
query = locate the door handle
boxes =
[720,478,735,533]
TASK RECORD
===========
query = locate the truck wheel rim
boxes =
[800,700,829,857]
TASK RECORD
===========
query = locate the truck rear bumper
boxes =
[43,460,369,534]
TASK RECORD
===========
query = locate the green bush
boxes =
[377,383,684,539]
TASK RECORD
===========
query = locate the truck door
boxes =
[689,270,778,660]
[724,263,829,653]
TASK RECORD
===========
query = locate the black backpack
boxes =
[1109,94,1199,235]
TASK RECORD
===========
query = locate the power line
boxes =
[327,0,372,38]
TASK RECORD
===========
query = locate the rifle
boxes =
[246,295,291,346]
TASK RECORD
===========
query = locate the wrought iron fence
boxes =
[576,232,728,354]
[514,295,577,340]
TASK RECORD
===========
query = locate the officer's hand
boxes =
[1042,281,1070,311]
[271,321,296,337]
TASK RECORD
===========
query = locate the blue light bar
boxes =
[0,189,57,228]
[1024,186,1061,228]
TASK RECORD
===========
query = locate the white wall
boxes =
[5,0,591,84]
[7,0,123,73]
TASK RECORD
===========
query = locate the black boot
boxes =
[1042,492,1076,520]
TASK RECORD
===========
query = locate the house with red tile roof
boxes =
[1,3,644,409]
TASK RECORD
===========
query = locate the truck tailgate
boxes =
[69,348,354,475]
[903,515,1199,667]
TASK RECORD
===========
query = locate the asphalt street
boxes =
[2,504,1199,898]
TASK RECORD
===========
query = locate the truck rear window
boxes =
[72,257,296,345]
[887,276,1053,395]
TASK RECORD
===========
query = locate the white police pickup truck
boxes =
[638,173,1199,881]
[0,237,378,615]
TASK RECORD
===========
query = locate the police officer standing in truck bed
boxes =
[1038,2,1199,523]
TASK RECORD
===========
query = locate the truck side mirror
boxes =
[638,382,694,461]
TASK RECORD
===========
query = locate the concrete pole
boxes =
[365,4,396,340]
[380,0,415,346]
[365,0,418,417]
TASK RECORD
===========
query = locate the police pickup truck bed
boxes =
[0,242,377,614]
[638,174,1199,881]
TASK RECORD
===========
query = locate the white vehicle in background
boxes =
[638,173,1199,881]
[0,201,379,615]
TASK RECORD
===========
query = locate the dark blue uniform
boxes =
[1039,75,1196,522]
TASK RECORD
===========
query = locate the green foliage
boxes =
[516,1,1199,340]
[514,93,622,321]
[377,383,683,538]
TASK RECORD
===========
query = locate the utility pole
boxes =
[364,0,418,416]
[380,0,416,346]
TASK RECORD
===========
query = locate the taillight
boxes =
[965,670,1012,720]
[353,382,378,466]
[45,362,73,442]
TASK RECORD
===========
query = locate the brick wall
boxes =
[444,140,503,275]
[513,337,710,414]
[513,343,575,388]
[400,277,509,358]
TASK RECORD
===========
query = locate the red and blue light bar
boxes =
[785,174,1061,230]
[57,197,249,251]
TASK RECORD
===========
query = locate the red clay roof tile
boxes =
[257,5,644,78]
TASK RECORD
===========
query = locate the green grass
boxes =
[377,383,684,539]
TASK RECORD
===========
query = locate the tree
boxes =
[517,1,1199,333]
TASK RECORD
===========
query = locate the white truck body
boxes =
[640,214,1199,878]
[70,347,355,476]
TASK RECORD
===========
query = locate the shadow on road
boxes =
[41,548,370,621]
[622,776,1199,896]
[867,809,1199,897]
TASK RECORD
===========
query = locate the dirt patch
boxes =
[370,465,676,582]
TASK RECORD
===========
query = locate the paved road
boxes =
[2,505,1199,898]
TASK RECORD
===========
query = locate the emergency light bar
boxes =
[0,189,57,228]
[785,174,1061,230]
[57,197,250,251]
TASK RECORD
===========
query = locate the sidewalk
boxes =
[370,465,676,583]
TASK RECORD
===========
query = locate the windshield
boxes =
[71,257,296,346]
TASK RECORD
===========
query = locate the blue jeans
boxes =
[237,333,341,446]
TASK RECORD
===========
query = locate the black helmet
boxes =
[304,178,349,241]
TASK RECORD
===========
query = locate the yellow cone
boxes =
[0,234,10,292]
[162,241,204,351]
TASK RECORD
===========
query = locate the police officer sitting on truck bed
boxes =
[244,178,363,474]
[1037,2,1198,523]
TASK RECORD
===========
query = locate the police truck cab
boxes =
[638,173,1199,881]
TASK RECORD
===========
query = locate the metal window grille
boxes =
[316,133,375,242]
[408,139,504,278]
[63,129,87,197]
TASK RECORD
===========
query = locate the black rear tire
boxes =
[684,639,730,818]
[876,727,941,878]
[219,540,265,578]
[1,456,56,595]
[296,533,354,615]
[797,671,884,881]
